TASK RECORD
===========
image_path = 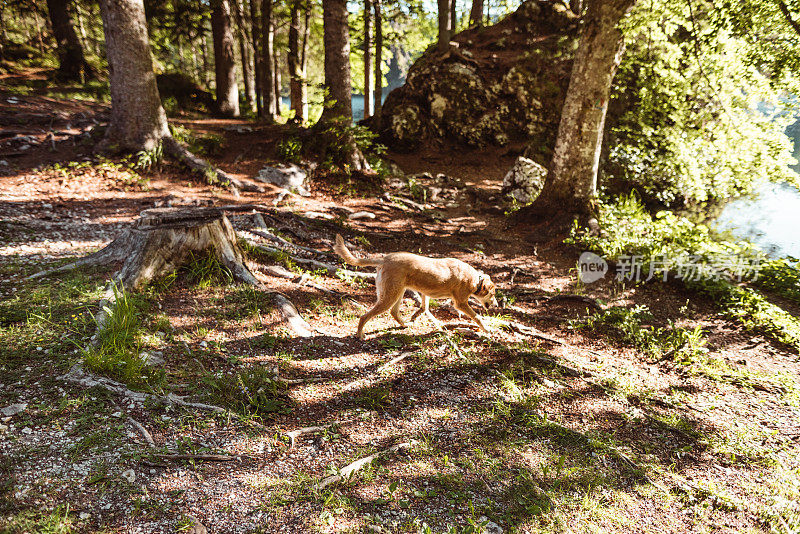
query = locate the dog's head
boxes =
[474,275,498,308]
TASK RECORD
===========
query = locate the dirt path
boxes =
[1,93,798,533]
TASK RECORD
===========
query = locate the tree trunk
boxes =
[363,0,373,119]
[449,0,456,32]
[274,49,282,116]
[234,0,257,113]
[260,0,277,119]
[529,0,635,215]
[320,0,353,120]
[98,0,170,152]
[211,0,240,117]
[249,0,263,116]
[46,0,94,81]
[468,0,482,27]
[437,0,452,52]
[301,0,310,119]
[373,0,382,114]
[288,0,305,122]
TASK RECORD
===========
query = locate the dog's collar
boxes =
[476,276,486,294]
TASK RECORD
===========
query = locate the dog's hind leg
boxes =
[390,295,406,327]
[357,284,405,340]
[409,295,429,324]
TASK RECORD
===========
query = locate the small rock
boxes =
[0,160,8,167]
[79,512,91,520]
[348,211,376,220]
[254,164,310,196]
[121,469,136,483]
[502,156,547,204]
[111,411,123,418]
[199,341,208,349]
[1,403,27,417]
[302,211,334,220]
[21,427,32,435]
[139,351,165,366]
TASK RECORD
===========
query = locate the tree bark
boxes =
[288,0,308,122]
[249,0,263,116]
[98,0,170,152]
[260,0,277,119]
[46,0,94,81]
[468,0,482,28]
[274,48,282,115]
[449,0,456,32]
[373,0,382,113]
[234,0,257,113]
[437,0,452,52]
[211,0,240,117]
[363,0,373,119]
[320,0,353,121]
[529,0,635,215]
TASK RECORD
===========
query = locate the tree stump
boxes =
[30,207,312,336]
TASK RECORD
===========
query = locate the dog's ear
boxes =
[476,277,494,297]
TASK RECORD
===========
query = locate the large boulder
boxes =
[372,0,578,160]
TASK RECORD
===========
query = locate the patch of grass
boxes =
[183,252,233,288]
[0,504,75,533]
[355,385,394,411]
[571,305,708,363]
[201,365,293,416]
[83,287,164,389]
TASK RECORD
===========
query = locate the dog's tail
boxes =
[334,234,383,267]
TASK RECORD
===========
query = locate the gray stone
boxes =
[139,351,165,366]
[348,211,376,220]
[0,403,27,417]
[254,164,310,196]
[501,156,547,204]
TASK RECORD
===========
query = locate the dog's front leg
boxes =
[453,300,490,333]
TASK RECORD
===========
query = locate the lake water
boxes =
[715,181,800,258]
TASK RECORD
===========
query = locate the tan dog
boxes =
[334,234,498,339]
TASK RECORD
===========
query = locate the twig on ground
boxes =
[314,441,414,491]
[377,351,415,372]
[127,416,156,448]
[285,423,339,449]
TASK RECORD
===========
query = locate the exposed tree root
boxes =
[313,441,413,491]
[242,237,376,281]
[153,453,242,462]
[162,137,264,196]
[61,363,228,413]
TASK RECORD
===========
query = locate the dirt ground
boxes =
[1,89,799,534]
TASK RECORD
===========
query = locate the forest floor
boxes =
[1,87,799,534]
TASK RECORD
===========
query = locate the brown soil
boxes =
[1,89,798,534]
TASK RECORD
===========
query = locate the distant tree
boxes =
[527,0,636,215]
[373,0,382,113]
[320,0,353,120]
[437,0,451,51]
[211,0,240,117]
[46,0,94,81]
[98,0,170,151]
[468,0,482,27]
[288,0,309,122]
[319,0,369,170]
[363,0,374,119]
[233,0,257,113]
[260,0,277,119]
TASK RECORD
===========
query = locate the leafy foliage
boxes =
[570,195,800,351]
[608,0,798,207]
